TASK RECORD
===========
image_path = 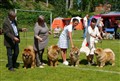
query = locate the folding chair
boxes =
[104,28,115,39]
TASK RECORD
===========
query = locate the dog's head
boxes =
[70,47,79,58]
[22,48,32,60]
[48,45,61,60]
[94,48,103,56]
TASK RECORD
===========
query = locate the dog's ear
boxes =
[98,48,102,52]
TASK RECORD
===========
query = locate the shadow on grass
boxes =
[80,59,88,65]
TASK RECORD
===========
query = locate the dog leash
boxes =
[24,31,28,46]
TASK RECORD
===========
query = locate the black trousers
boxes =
[6,43,19,69]
[35,49,44,66]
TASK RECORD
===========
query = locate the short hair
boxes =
[38,15,45,22]
[72,18,79,23]
[8,10,16,17]
[91,18,97,23]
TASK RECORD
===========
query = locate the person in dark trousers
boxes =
[33,15,51,68]
[3,10,27,71]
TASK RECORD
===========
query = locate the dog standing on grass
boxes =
[69,47,80,67]
[94,48,115,67]
[22,46,36,69]
[47,45,61,67]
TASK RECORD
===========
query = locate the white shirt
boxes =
[83,16,88,28]
[10,21,18,36]
[60,24,73,40]
[54,27,61,33]
[86,26,100,42]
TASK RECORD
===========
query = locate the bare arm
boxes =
[68,32,74,48]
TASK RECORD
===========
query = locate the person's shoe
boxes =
[41,63,46,66]
[39,65,44,68]
[87,62,91,66]
[8,68,15,71]
[63,61,69,65]
[13,63,20,68]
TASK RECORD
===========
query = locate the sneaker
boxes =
[87,62,91,66]
[42,63,46,66]
[63,61,69,65]
[39,65,44,68]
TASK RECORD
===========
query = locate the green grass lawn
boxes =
[0,30,120,81]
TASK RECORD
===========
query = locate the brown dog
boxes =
[69,47,80,67]
[94,48,115,67]
[47,45,61,67]
[22,46,36,69]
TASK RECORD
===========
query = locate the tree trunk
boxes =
[87,0,91,12]
[69,0,73,10]
[13,0,17,2]
[46,0,48,7]
[66,0,69,15]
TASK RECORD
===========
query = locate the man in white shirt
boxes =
[83,14,89,38]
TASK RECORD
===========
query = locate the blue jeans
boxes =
[6,43,19,69]
[83,27,87,39]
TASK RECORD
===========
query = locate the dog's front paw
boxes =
[75,65,78,67]
[96,65,99,67]
[100,66,103,68]
[112,63,115,66]
[31,66,34,68]
[24,67,27,69]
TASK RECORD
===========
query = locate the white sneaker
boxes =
[39,65,44,68]
[63,61,69,65]
[42,63,46,66]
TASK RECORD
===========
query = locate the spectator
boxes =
[83,14,89,38]
[53,26,61,38]
[97,17,104,37]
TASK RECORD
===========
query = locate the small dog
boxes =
[94,48,115,67]
[22,46,36,69]
[47,45,61,67]
[103,32,114,39]
[69,47,80,67]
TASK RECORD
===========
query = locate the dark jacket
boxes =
[2,17,22,47]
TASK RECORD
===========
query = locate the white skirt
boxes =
[57,37,69,49]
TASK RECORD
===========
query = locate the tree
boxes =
[69,0,73,10]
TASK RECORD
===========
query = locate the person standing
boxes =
[34,15,51,68]
[57,18,79,65]
[83,14,89,38]
[86,18,102,65]
[3,10,27,71]
[97,17,104,37]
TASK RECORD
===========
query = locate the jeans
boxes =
[6,43,19,69]
[83,27,87,38]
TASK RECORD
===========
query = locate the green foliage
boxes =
[33,2,41,10]
[17,10,51,31]
[67,10,81,17]
[52,0,66,18]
